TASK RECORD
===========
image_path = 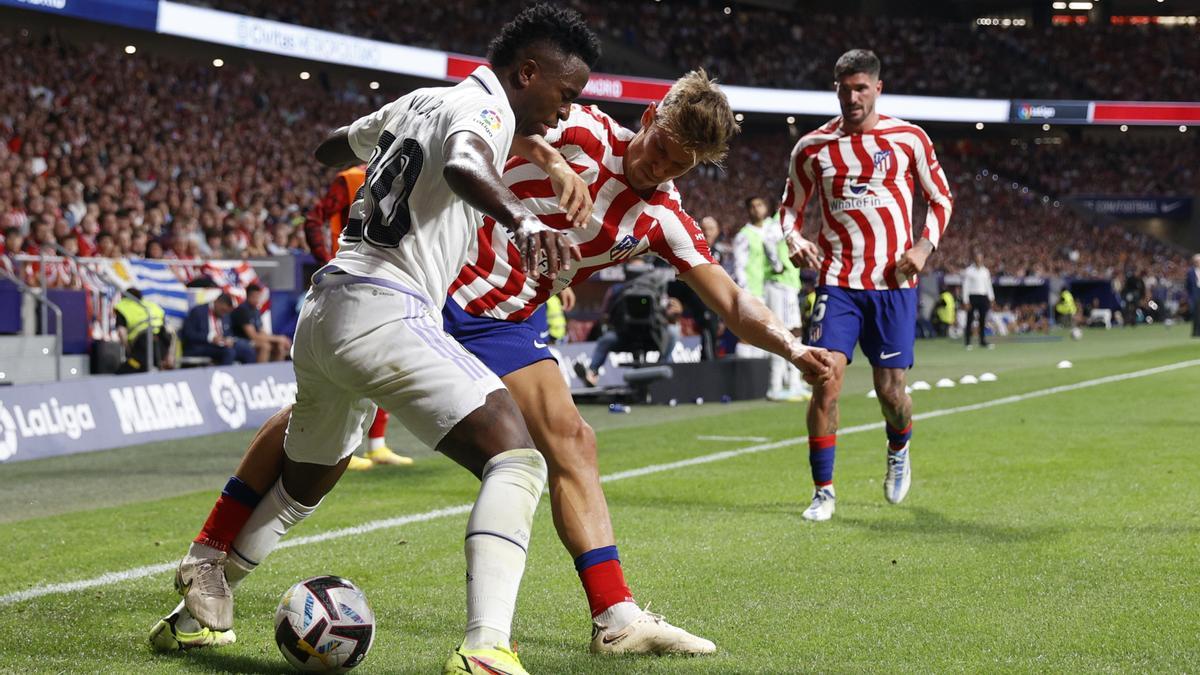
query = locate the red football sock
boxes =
[368,409,389,440]
[578,559,635,617]
[193,477,262,552]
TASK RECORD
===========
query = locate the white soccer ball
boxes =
[1070,327,1083,341]
[274,576,375,673]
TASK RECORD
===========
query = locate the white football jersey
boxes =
[330,66,515,307]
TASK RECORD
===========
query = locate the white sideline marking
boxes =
[696,435,769,442]
[3,358,1197,607]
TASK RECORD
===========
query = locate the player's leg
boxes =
[863,288,918,504]
[351,297,545,673]
[503,359,716,654]
[802,287,860,521]
[149,406,293,651]
[363,408,414,466]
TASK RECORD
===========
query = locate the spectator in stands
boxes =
[228,282,290,362]
[114,287,174,372]
[95,232,117,258]
[1,227,31,256]
[180,293,255,365]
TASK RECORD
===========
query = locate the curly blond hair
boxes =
[655,69,740,166]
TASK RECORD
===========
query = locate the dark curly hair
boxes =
[487,3,601,70]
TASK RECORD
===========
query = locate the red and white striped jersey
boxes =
[450,104,714,321]
[779,115,953,290]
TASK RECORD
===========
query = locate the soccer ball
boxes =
[1070,327,1083,341]
[274,576,375,673]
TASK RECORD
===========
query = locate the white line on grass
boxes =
[3,358,1197,606]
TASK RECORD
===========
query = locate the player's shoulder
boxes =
[548,104,634,146]
[875,115,932,140]
[793,117,844,153]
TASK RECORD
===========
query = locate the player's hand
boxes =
[514,215,581,280]
[546,160,593,227]
[786,231,821,269]
[791,347,836,385]
[896,241,933,280]
[558,286,577,312]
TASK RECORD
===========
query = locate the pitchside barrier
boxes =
[0,336,706,464]
[0,362,297,464]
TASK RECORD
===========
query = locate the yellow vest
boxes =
[546,295,566,341]
[115,296,165,342]
[1056,290,1077,316]
[936,291,956,325]
[802,290,816,321]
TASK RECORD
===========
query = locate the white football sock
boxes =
[225,478,318,588]
[169,599,203,633]
[185,541,223,562]
[368,437,386,451]
[463,448,547,650]
[595,601,643,631]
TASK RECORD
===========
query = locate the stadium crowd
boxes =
[0,29,366,264]
[0,28,1190,297]
[181,0,1200,101]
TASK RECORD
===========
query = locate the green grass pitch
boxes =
[0,327,1197,673]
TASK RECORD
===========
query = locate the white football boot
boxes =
[884,444,912,504]
[590,606,716,655]
[801,485,836,521]
[175,551,233,631]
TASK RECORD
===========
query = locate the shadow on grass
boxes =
[838,506,1064,544]
[172,649,294,674]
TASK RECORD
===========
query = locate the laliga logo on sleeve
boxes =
[0,404,17,461]
[210,370,247,429]
[475,108,503,136]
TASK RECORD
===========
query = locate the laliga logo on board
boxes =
[0,404,17,461]
[0,398,97,461]
[210,370,299,430]
[1017,104,1056,120]
[211,371,248,429]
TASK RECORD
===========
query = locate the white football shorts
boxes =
[284,269,505,465]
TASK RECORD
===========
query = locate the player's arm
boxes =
[316,98,401,168]
[897,128,954,279]
[443,131,580,278]
[314,127,360,168]
[509,134,592,227]
[780,145,821,269]
[680,264,833,383]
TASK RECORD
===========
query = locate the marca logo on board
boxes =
[0,399,97,461]
[109,382,205,434]
[210,370,298,430]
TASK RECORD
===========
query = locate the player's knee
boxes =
[545,410,595,454]
[542,414,598,480]
[877,382,908,412]
[483,447,548,496]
